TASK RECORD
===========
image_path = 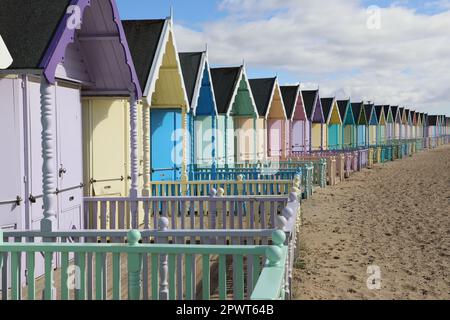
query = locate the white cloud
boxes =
[174,0,450,115]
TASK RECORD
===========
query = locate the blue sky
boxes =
[117,0,450,115]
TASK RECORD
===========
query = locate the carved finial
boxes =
[276,215,287,230]
[158,217,169,231]
[272,230,286,246]
[217,188,225,197]
[127,230,141,246]
[288,192,298,202]
[282,207,294,220]
[169,4,174,21]
[209,188,217,197]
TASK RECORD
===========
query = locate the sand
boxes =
[293,144,450,300]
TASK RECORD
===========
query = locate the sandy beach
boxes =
[293,145,450,300]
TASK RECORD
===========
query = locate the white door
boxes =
[0,78,23,230]
[56,82,83,231]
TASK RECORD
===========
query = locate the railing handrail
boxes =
[83,195,293,202]
[3,228,275,239]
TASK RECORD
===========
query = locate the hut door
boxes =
[151,109,182,181]
[27,79,48,230]
[268,120,283,157]
[0,79,23,230]
[55,83,83,231]
[292,121,305,153]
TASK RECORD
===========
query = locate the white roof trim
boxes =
[264,78,287,120]
[226,65,258,117]
[191,52,218,117]
[144,18,190,112]
[326,97,342,124]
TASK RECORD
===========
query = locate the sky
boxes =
[117,0,450,116]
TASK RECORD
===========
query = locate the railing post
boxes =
[368,148,374,168]
[209,188,217,233]
[142,102,151,197]
[129,92,139,229]
[40,76,56,232]
[158,218,169,300]
[319,159,327,188]
[236,175,244,195]
[127,230,142,300]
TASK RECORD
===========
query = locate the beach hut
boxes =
[417,113,423,139]
[0,0,141,232]
[399,108,408,140]
[250,77,287,160]
[337,99,356,149]
[179,51,218,172]
[211,65,258,165]
[321,98,343,150]
[351,102,368,148]
[302,90,325,151]
[390,106,401,142]
[374,106,386,145]
[364,103,378,147]
[412,111,418,139]
[383,106,394,143]
[281,85,310,154]
[123,18,190,183]
[406,109,413,139]
[427,116,438,146]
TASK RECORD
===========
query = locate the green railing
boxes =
[0,230,287,301]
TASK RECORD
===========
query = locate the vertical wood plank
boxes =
[234,255,244,300]
[76,252,86,300]
[185,254,192,300]
[26,252,35,300]
[61,251,69,300]
[168,254,176,300]
[202,254,210,300]
[112,253,121,300]
[219,254,227,300]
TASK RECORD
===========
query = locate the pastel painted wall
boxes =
[357,125,366,147]
[343,125,355,148]
[234,117,256,162]
[268,119,283,158]
[322,124,328,151]
[194,116,215,166]
[328,124,341,150]
[256,118,267,161]
[311,124,323,150]
[292,120,309,153]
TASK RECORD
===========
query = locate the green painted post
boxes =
[127,230,142,300]
[218,254,227,300]
[27,252,35,300]
[112,253,121,300]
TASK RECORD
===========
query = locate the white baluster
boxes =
[40,76,56,232]
[129,92,139,228]
[142,102,150,196]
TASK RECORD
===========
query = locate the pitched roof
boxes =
[249,78,276,117]
[123,19,166,90]
[351,102,364,121]
[280,85,299,119]
[383,105,391,118]
[364,104,375,123]
[210,67,241,114]
[337,100,350,120]
[321,98,334,119]
[179,52,203,106]
[0,0,71,69]
[302,90,318,119]
[428,115,438,126]
[374,105,385,121]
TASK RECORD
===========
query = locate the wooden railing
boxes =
[149,177,301,198]
[0,229,287,300]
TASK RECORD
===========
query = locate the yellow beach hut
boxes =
[123,18,189,188]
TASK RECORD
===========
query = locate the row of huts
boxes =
[0,0,449,301]
[1,1,449,233]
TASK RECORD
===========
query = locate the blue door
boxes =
[151,109,183,181]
